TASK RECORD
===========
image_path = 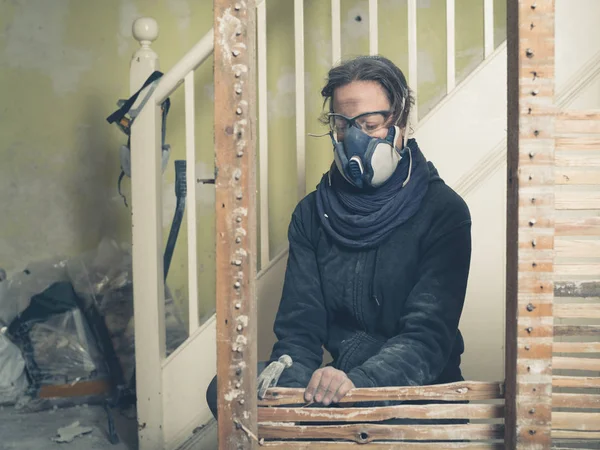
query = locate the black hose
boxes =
[164,160,187,281]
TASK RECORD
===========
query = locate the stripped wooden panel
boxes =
[556,111,600,134]
[552,412,600,431]
[259,381,504,406]
[506,1,556,447]
[556,137,600,150]
[553,376,600,388]
[258,404,504,423]
[261,442,504,449]
[553,304,600,319]
[555,191,600,210]
[555,240,600,259]
[555,325,600,337]
[556,168,600,185]
[553,393,600,409]
[259,423,504,443]
[553,341,600,353]
[214,1,258,448]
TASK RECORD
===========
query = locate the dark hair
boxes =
[319,55,414,129]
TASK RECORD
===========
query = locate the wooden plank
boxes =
[555,153,600,167]
[555,240,600,259]
[261,442,504,449]
[258,404,504,423]
[506,1,556,447]
[556,168,600,185]
[553,357,600,372]
[556,217,600,236]
[555,192,600,210]
[553,393,600,409]
[556,137,600,150]
[555,281,600,298]
[554,325,600,337]
[554,167,600,186]
[556,112,600,135]
[555,264,600,276]
[259,423,504,443]
[552,412,600,431]
[553,342,600,353]
[553,376,600,388]
[214,1,258,449]
[553,303,600,319]
[552,429,600,440]
[259,381,504,406]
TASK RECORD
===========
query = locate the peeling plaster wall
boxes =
[0,0,506,333]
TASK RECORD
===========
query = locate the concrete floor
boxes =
[0,404,138,450]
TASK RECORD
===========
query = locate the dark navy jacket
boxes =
[269,162,472,389]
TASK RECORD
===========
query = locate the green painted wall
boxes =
[0,0,506,327]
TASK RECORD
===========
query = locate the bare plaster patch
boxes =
[4,0,93,95]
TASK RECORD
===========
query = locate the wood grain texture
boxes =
[555,217,600,236]
[553,341,600,353]
[214,1,258,449]
[552,393,600,409]
[258,404,504,423]
[259,423,504,443]
[552,412,600,431]
[553,376,600,388]
[555,240,600,259]
[259,381,504,406]
[553,303,600,319]
[556,137,600,150]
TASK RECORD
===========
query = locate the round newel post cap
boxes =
[133,17,159,46]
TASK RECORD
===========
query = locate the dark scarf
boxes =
[316,138,430,249]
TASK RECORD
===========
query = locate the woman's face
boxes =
[331,80,394,140]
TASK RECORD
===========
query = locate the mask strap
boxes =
[401,146,413,188]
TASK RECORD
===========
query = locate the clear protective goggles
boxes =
[327,110,392,138]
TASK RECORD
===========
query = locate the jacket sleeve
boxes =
[347,210,472,388]
[268,204,327,388]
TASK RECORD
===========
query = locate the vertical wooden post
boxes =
[214,1,258,449]
[506,0,555,447]
[130,17,165,450]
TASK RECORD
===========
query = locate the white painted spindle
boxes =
[257,0,269,265]
[369,0,378,55]
[408,0,418,121]
[130,17,166,450]
[184,72,199,333]
[484,0,494,58]
[295,0,306,201]
[446,0,455,92]
[331,0,341,64]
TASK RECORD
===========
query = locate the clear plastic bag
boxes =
[0,257,69,327]
[0,331,28,405]
[66,238,187,382]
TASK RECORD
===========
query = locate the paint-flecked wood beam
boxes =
[505,0,555,447]
[214,1,258,449]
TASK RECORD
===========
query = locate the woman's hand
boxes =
[305,367,355,406]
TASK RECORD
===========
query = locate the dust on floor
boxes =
[0,404,138,450]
